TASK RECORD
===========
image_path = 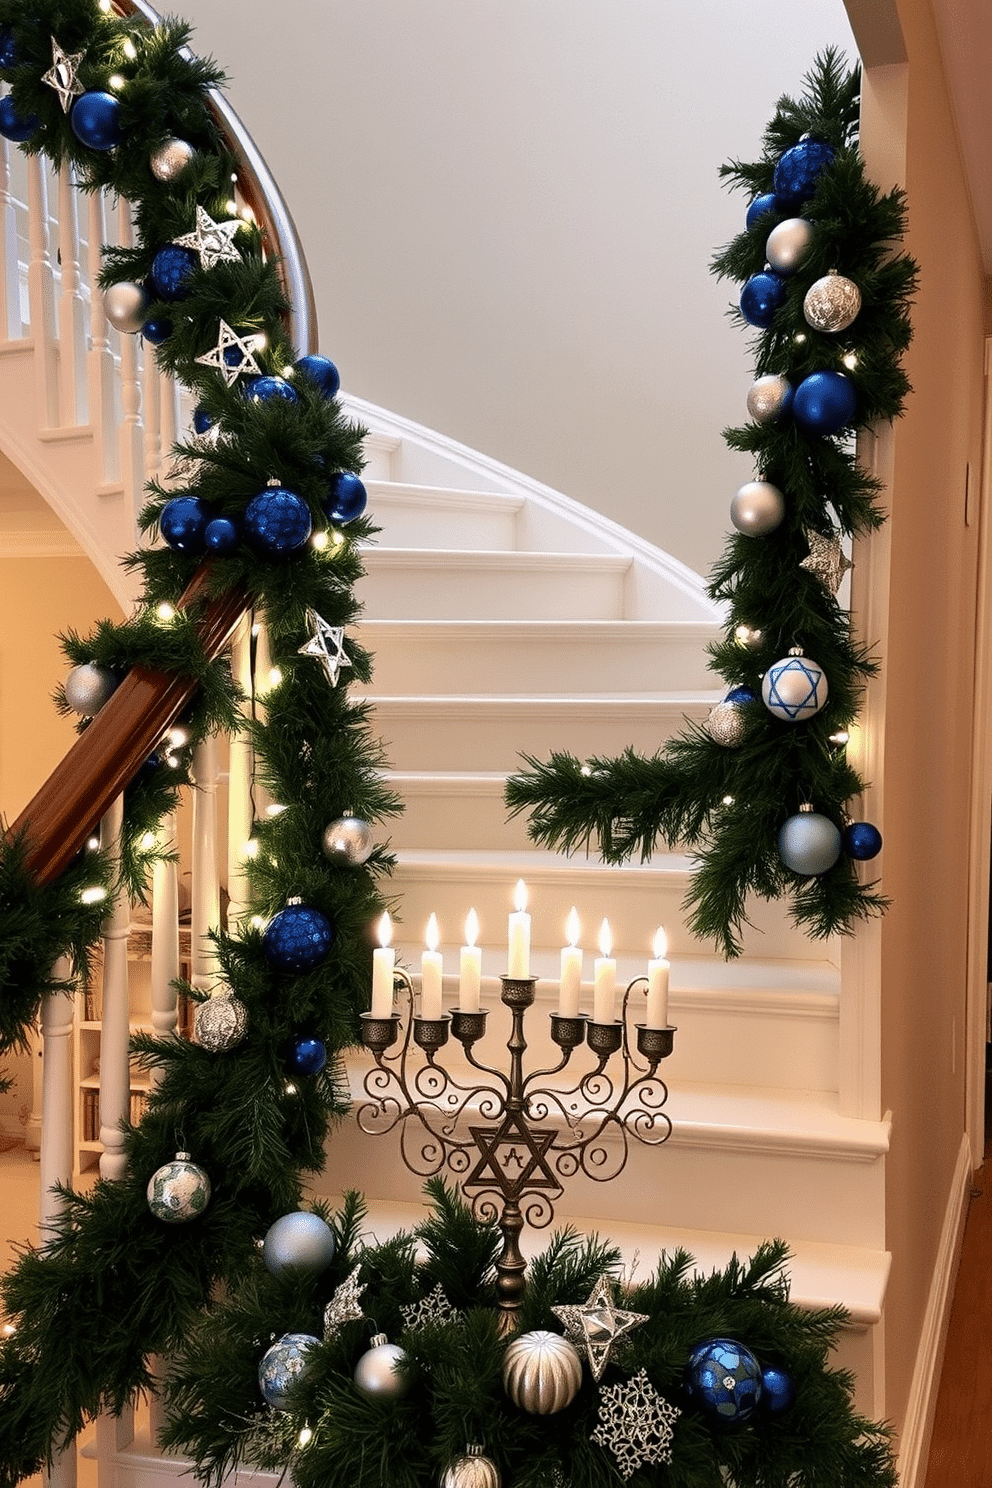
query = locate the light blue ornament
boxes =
[778,809,842,876]
[263,1211,336,1277]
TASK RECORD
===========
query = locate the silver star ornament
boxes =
[323,1264,366,1340]
[799,526,852,595]
[173,205,243,271]
[298,608,352,686]
[551,1274,649,1381]
[43,37,85,112]
[194,319,263,388]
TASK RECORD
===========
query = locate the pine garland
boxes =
[505,52,917,958]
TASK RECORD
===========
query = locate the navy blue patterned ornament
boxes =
[295,354,340,398]
[772,139,835,208]
[160,496,210,553]
[739,271,786,328]
[325,471,368,524]
[684,1337,763,1424]
[204,515,240,553]
[142,317,172,344]
[192,403,214,435]
[286,1035,327,1076]
[0,27,20,70]
[843,820,883,860]
[244,486,312,556]
[725,686,755,704]
[258,1333,319,1410]
[793,370,857,435]
[0,95,38,142]
[745,192,779,230]
[262,902,333,973]
[250,375,299,404]
[762,651,828,723]
[149,244,198,301]
[70,91,124,151]
[760,1365,796,1414]
[778,808,842,876]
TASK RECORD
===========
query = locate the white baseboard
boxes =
[896,1132,973,1487]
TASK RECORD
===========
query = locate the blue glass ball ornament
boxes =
[761,652,828,723]
[250,375,299,404]
[725,686,756,705]
[685,1337,763,1424]
[0,95,38,142]
[204,515,240,554]
[287,1035,328,1076]
[295,354,340,398]
[244,486,312,556]
[192,403,215,435]
[142,316,172,344]
[792,370,857,435]
[745,192,779,230]
[739,271,786,328]
[262,902,334,973]
[159,495,210,553]
[258,1333,319,1410]
[843,820,883,861]
[325,471,368,524]
[760,1365,797,1415]
[0,27,21,70]
[772,139,835,209]
[778,810,842,876]
[262,1211,336,1277]
[149,244,198,302]
[70,90,125,151]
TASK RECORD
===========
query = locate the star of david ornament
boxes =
[463,1112,562,1204]
[43,37,84,112]
[799,527,852,595]
[591,1368,680,1479]
[195,319,262,387]
[297,608,352,686]
[400,1283,459,1332]
[551,1274,649,1381]
[761,649,828,723]
[322,1264,366,1339]
[173,205,243,271]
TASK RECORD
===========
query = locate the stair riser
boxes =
[366,490,520,550]
[387,782,536,852]
[356,557,627,622]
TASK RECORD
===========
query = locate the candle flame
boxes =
[377,911,392,949]
[425,913,440,953]
[464,907,479,947]
[513,879,528,913]
[598,918,612,958]
[653,926,668,960]
[566,906,581,948]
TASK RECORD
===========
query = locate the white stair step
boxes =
[357,547,631,621]
[384,771,530,851]
[356,619,719,694]
[365,479,523,549]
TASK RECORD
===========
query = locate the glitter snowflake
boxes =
[591,1368,680,1480]
[399,1283,460,1331]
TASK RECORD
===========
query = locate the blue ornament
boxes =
[762,652,828,723]
[792,370,857,435]
[149,244,198,301]
[262,902,334,973]
[778,810,842,876]
[142,317,172,344]
[237,373,262,397]
[244,486,312,556]
[325,471,368,524]
[251,375,299,404]
[745,192,779,230]
[772,139,835,208]
[204,515,240,553]
[159,496,210,553]
[760,1365,796,1414]
[70,91,124,151]
[258,1333,319,1410]
[739,271,786,328]
[263,1212,336,1277]
[295,354,341,398]
[843,820,883,861]
[685,1337,763,1424]
[724,686,755,705]
[192,403,215,435]
[286,1036,327,1076]
[0,27,21,70]
[0,95,38,142]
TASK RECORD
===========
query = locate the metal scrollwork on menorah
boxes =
[358,957,676,1332]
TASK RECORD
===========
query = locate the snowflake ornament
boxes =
[591,1368,680,1479]
[399,1283,460,1331]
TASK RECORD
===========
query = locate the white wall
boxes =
[177,0,856,578]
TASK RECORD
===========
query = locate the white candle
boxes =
[371,911,395,1018]
[646,926,670,1029]
[593,918,616,1024]
[507,879,531,977]
[421,913,444,1020]
[559,906,583,1018]
[459,908,482,1013]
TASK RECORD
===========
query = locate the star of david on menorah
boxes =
[358,883,677,1331]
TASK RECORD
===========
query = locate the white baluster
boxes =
[114,199,145,517]
[98,795,131,1182]
[227,616,256,927]
[56,165,87,427]
[0,135,23,338]
[159,371,180,483]
[150,812,180,1082]
[142,339,161,482]
[252,615,275,819]
[191,737,221,993]
[87,189,120,488]
[26,153,58,427]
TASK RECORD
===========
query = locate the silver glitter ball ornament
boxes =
[262,1211,336,1278]
[146,1152,211,1223]
[764,216,814,275]
[150,136,195,182]
[803,270,862,333]
[762,651,828,723]
[501,1330,583,1414]
[321,815,374,866]
[354,1333,412,1399]
[778,806,842,875]
[104,280,149,334]
[193,993,248,1052]
[64,661,119,716]
[746,373,793,425]
[441,1446,501,1488]
[258,1332,319,1410]
[705,700,749,748]
[730,480,785,537]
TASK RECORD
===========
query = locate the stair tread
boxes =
[367,478,524,510]
[359,618,718,634]
[368,691,720,705]
[394,844,696,874]
[361,546,631,571]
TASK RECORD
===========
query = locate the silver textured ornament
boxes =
[803,270,862,333]
[501,1330,582,1414]
[799,526,852,595]
[704,700,748,748]
[104,280,149,334]
[550,1274,649,1382]
[353,1333,411,1399]
[146,1152,211,1223]
[150,137,195,182]
[321,815,374,866]
[258,1332,319,1410]
[262,1211,336,1277]
[764,216,814,275]
[762,650,828,722]
[778,805,842,875]
[193,993,248,1052]
[441,1445,501,1488]
[746,373,793,425]
[730,480,785,537]
[64,661,119,716]
[323,1264,366,1339]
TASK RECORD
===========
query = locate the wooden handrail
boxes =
[11,568,248,886]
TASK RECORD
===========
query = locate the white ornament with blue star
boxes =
[195,319,262,387]
[43,37,85,112]
[173,206,243,271]
[761,648,828,723]
[298,608,352,686]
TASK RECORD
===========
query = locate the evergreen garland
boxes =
[505,52,917,958]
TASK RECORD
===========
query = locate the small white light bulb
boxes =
[122,38,137,59]
[80,886,108,905]
[156,602,176,623]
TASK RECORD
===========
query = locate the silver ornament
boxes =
[550,1275,649,1382]
[764,216,814,275]
[104,281,149,334]
[501,1330,583,1414]
[150,137,196,183]
[778,806,842,876]
[258,1332,319,1410]
[591,1368,680,1480]
[323,1264,366,1339]
[704,700,748,748]
[322,815,374,866]
[64,661,119,716]
[193,993,248,1052]
[262,1211,336,1278]
[353,1333,411,1399]
[761,650,828,722]
[746,373,792,425]
[734,623,764,651]
[173,205,243,271]
[42,37,84,112]
[803,270,862,333]
[730,480,785,537]
[146,1152,211,1223]
[799,526,852,595]
[441,1445,501,1488]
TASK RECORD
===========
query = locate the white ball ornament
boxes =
[501,1330,583,1414]
[746,374,793,425]
[193,993,248,1052]
[149,137,195,182]
[146,1152,211,1223]
[262,1211,336,1278]
[321,815,374,866]
[104,280,149,333]
[778,806,843,875]
[803,270,862,333]
[730,480,785,537]
[764,216,814,275]
[64,661,120,716]
[761,650,828,723]
[354,1333,412,1399]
